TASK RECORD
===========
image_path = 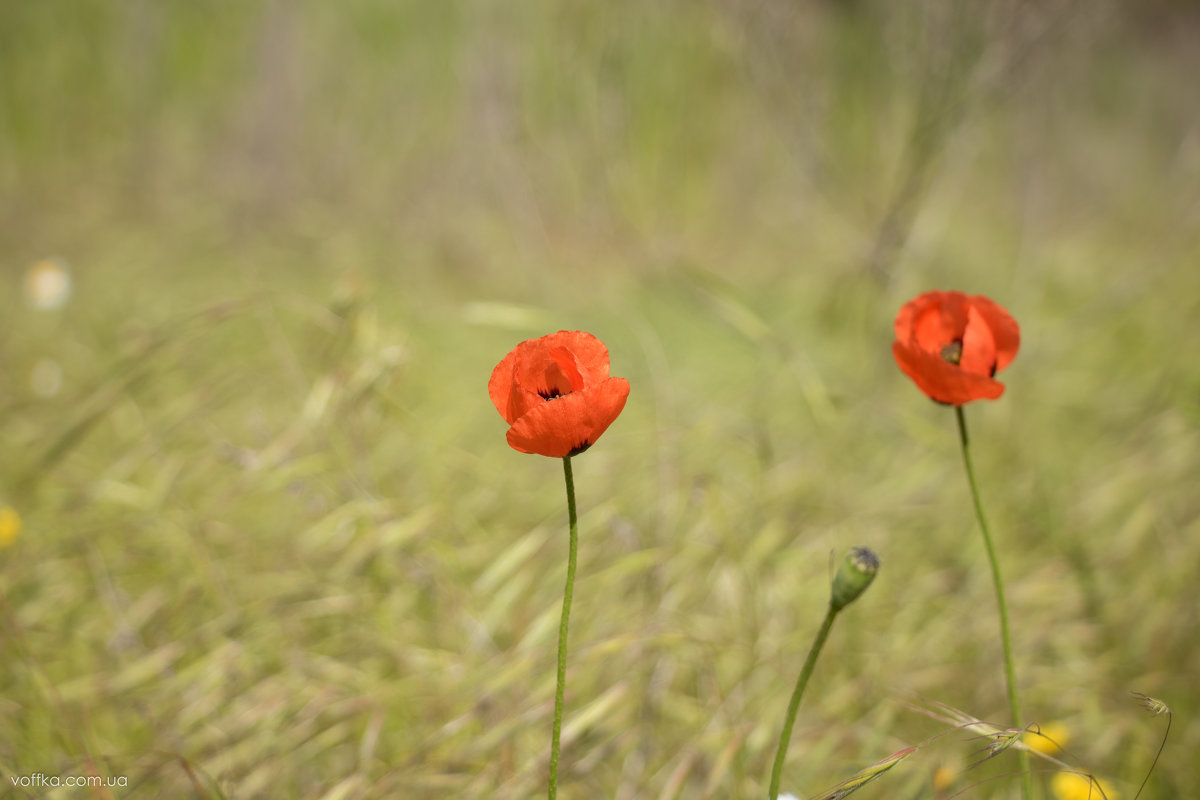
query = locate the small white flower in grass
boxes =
[24,257,72,310]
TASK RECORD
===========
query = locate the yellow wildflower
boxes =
[932,764,956,791]
[1025,721,1070,755]
[1052,771,1118,800]
[0,507,20,548]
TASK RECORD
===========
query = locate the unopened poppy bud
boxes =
[830,546,880,612]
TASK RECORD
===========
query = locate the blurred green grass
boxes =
[2,1,1199,797]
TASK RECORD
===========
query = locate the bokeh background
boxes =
[3,1,1198,797]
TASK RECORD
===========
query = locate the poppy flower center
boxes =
[940,340,964,365]
[536,366,576,401]
[534,346,586,401]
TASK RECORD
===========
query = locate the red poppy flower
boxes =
[488,330,630,458]
[892,290,1020,405]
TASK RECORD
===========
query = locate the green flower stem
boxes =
[548,455,579,800]
[768,603,840,800]
[955,406,1032,800]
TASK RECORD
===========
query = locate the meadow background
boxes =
[2,1,1198,797]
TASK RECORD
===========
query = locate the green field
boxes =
[2,2,1198,798]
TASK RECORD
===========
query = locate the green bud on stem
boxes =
[830,546,880,612]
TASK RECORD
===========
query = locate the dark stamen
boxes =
[941,340,963,365]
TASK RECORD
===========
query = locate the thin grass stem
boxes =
[547,455,579,800]
[955,405,1032,800]
[1133,703,1170,800]
[768,603,839,800]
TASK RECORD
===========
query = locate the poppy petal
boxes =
[896,291,962,348]
[488,351,540,424]
[959,305,999,377]
[512,344,574,400]
[506,377,630,458]
[893,292,931,341]
[487,349,518,420]
[539,331,611,387]
[968,295,1020,371]
[510,332,608,398]
[893,341,1005,405]
[549,346,586,392]
[911,292,969,352]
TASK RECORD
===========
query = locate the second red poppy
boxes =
[892,290,1020,406]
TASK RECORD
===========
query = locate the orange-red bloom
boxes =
[488,330,630,458]
[892,290,1020,405]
